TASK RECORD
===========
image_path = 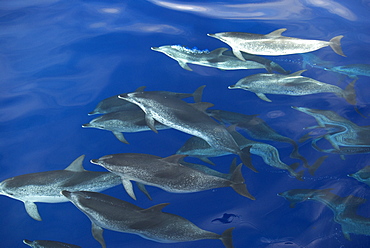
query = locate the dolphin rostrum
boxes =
[118,90,255,171]
[82,110,169,144]
[207,28,345,60]
[348,166,370,187]
[0,155,121,221]
[23,239,81,248]
[151,45,268,71]
[62,190,235,248]
[89,85,205,115]
[229,70,357,106]
[90,153,255,200]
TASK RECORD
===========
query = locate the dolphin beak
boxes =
[90,159,99,164]
[82,123,91,128]
[118,94,128,100]
[207,33,215,37]
[151,47,159,51]
[61,190,72,199]
[228,85,236,89]
[23,240,33,245]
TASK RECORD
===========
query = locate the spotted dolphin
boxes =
[62,190,235,248]
[91,153,255,200]
[279,188,370,240]
[23,239,81,248]
[89,85,205,115]
[0,155,121,221]
[229,70,357,106]
[207,28,345,60]
[325,64,370,79]
[118,91,255,171]
[151,45,269,71]
[348,166,370,186]
[176,128,304,181]
[82,110,169,144]
[207,109,308,167]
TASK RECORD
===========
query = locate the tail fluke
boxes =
[329,35,346,57]
[220,227,235,248]
[230,164,255,200]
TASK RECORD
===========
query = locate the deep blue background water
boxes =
[1,0,370,247]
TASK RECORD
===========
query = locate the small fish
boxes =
[91,153,255,200]
[229,70,357,106]
[89,85,205,115]
[0,155,121,221]
[118,90,255,171]
[82,110,169,144]
[207,28,345,60]
[325,64,370,79]
[151,45,267,71]
[348,166,370,186]
[23,239,81,248]
[62,190,235,248]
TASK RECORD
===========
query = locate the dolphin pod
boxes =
[5,27,370,247]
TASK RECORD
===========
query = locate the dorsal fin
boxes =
[65,155,86,172]
[141,203,170,213]
[189,102,214,112]
[161,154,188,164]
[210,47,229,56]
[289,70,307,77]
[135,86,146,92]
[226,124,238,133]
[266,28,287,37]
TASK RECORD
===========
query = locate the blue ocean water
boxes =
[1,0,370,247]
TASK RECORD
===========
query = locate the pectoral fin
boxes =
[145,114,158,133]
[178,61,192,71]
[256,93,272,102]
[232,49,245,61]
[112,131,129,144]
[122,178,136,200]
[136,182,152,200]
[24,201,42,221]
[92,222,106,248]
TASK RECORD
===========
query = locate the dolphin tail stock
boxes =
[229,164,255,200]
[286,139,309,168]
[220,227,235,248]
[308,155,329,176]
[289,163,304,181]
[329,35,346,57]
[238,146,258,172]
[341,78,357,105]
[192,85,206,103]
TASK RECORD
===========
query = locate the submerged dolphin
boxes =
[82,110,169,144]
[325,64,370,79]
[23,239,81,248]
[348,166,370,186]
[229,70,357,106]
[0,155,121,221]
[89,85,205,115]
[152,45,274,72]
[118,91,255,171]
[292,107,370,150]
[279,188,370,240]
[91,153,255,200]
[207,109,308,167]
[176,128,303,181]
[207,28,345,60]
[62,190,235,248]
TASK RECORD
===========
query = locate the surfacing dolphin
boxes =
[118,90,255,171]
[23,239,81,248]
[207,28,345,60]
[62,190,235,248]
[82,110,170,144]
[0,155,121,221]
[151,45,278,72]
[89,85,205,115]
[229,70,357,106]
[91,153,255,200]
